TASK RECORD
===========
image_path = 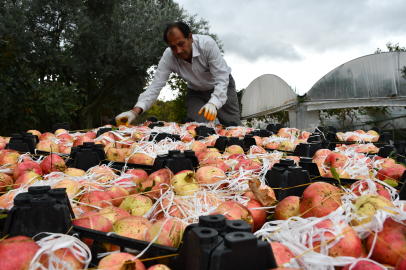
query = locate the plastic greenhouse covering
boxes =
[241,74,297,118]
[306,51,406,101]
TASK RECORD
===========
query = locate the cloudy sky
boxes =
[159,0,406,100]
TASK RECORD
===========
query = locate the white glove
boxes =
[115,110,137,126]
[198,102,217,121]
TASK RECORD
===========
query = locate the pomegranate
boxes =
[351,194,397,225]
[170,171,199,196]
[13,160,43,180]
[309,219,361,258]
[113,216,152,241]
[269,242,295,266]
[247,199,267,232]
[211,201,254,231]
[144,218,185,247]
[98,252,146,270]
[274,196,300,220]
[73,136,94,147]
[0,173,13,192]
[148,168,173,185]
[72,212,112,247]
[195,166,225,186]
[98,205,131,223]
[79,191,112,211]
[300,182,342,218]
[40,154,66,173]
[324,152,348,168]
[105,186,130,206]
[119,194,154,216]
[366,217,406,265]
[313,149,332,159]
[351,180,391,200]
[225,145,244,154]
[36,140,59,152]
[377,164,406,182]
[0,236,40,270]
[128,153,154,165]
[126,168,148,184]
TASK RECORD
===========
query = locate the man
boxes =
[116,21,241,125]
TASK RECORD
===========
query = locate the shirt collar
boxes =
[192,41,200,57]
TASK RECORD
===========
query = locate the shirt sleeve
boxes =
[205,40,230,109]
[134,51,172,112]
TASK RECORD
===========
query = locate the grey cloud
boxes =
[221,33,304,62]
[177,0,406,60]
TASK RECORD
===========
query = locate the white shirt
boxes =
[135,34,232,112]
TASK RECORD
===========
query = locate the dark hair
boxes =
[163,21,191,44]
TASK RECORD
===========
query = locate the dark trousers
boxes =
[185,75,241,125]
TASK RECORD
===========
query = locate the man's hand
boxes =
[115,110,138,126]
[198,102,217,121]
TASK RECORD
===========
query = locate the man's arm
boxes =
[205,39,230,110]
[134,50,173,113]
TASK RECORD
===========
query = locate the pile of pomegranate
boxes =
[0,123,405,270]
[336,129,380,142]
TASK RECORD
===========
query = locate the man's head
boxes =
[164,22,193,62]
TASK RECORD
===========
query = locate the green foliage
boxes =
[244,111,289,128]
[137,73,188,124]
[1,0,219,129]
[375,42,406,54]
[266,213,274,220]
[168,74,188,123]
[329,167,342,187]
[398,162,406,168]
[402,66,406,81]
[383,179,398,187]
[320,108,361,128]
[136,180,155,193]
[0,37,83,135]
[320,106,391,131]
[139,99,176,123]
[236,88,244,115]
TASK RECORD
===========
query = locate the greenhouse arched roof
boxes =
[241,74,297,118]
[305,51,406,104]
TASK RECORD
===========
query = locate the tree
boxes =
[0,0,220,129]
[167,74,188,123]
[0,37,83,135]
[236,88,244,115]
[375,42,406,53]
[138,99,177,123]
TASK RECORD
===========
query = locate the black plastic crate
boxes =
[2,186,277,270]
[66,143,197,175]
[181,117,195,124]
[148,132,181,142]
[96,127,112,137]
[51,122,70,134]
[265,159,312,201]
[5,133,39,153]
[168,215,277,270]
[265,123,283,134]
[298,155,406,194]
[262,142,324,158]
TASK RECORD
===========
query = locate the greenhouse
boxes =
[242,51,406,132]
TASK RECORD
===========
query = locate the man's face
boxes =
[167,27,193,62]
